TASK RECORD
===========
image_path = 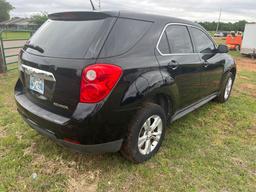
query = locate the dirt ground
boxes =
[236,56,256,72]
[235,56,256,98]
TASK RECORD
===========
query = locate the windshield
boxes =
[26,19,107,59]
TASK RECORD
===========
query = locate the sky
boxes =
[8,0,256,22]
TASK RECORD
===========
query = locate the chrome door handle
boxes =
[203,61,209,68]
[168,60,179,70]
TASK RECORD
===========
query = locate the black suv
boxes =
[15,11,236,163]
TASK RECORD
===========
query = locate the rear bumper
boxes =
[22,114,123,153]
[16,93,70,125]
[15,91,124,153]
[24,113,123,153]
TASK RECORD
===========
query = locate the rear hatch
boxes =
[19,12,118,117]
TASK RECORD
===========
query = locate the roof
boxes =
[119,11,199,26]
[49,10,201,27]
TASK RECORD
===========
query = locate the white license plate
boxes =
[30,75,44,94]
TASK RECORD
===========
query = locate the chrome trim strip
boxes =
[21,64,56,82]
[156,23,217,56]
[53,102,69,110]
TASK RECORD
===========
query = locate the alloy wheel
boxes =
[137,115,163,155]
[224,77,233,100]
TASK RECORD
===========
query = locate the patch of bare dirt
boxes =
[235,57,256,72]
[239,83,256,97]
[231,157,247,168]
[23,143,100,192]
[247,126,256,135]
[67,171,99,192]
[0,129,7,138]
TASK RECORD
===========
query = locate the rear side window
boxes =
[27,19,110,59]
[165,25,193,54]
[99,18,152,58]
[190,27,215,53]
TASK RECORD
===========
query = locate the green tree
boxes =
[198,20,248,32]
[0,0,14,22]
[30,12,48,26]
[234,20,247,31]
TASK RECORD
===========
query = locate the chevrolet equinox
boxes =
[15,11,236,163]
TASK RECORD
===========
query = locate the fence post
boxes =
[0,31,7,73]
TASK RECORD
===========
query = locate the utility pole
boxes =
[216,8,222,33]
[99,0,101,10]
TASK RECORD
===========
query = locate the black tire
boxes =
[121,103,166,163]
[215,72,234,103]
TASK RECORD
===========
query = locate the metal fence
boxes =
[0,30,33,73]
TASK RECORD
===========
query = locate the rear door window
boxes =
[165,25,193,54]
[27,19,112,59]
[190,27,216,53]
[99,18,152,58]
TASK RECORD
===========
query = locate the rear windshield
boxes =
[26,19,110,59]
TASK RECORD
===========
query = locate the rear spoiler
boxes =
[49,11,120,21]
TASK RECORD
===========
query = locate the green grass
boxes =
[6,63,18,71]
[1,31,31,40]
[208,31,215,36]
[0,66,256,191]
[229,51,242,58]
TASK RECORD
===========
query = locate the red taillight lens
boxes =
[80,64,122,103]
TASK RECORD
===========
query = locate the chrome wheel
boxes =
[224,77,233,100]
[138,115,163,155]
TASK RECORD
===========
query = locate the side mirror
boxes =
[217,44,229,53]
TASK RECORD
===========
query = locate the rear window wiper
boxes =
[24,43,44,53]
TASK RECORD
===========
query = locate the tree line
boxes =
[198,20,248,32]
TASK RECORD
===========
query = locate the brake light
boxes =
[80,64,122,103]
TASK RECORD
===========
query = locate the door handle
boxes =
[203,61,209,68]
[168,60,179,70]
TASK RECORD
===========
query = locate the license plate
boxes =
[30,75,44,94]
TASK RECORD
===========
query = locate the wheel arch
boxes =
[222,66,237,83]
[121,70,179,119]
[230,67,237,79]
[145,94,174,122]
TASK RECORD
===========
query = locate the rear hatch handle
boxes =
[21,64,56,82]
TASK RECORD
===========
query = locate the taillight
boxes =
[80,64,122,103]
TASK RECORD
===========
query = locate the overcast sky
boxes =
[8,0,256,22]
